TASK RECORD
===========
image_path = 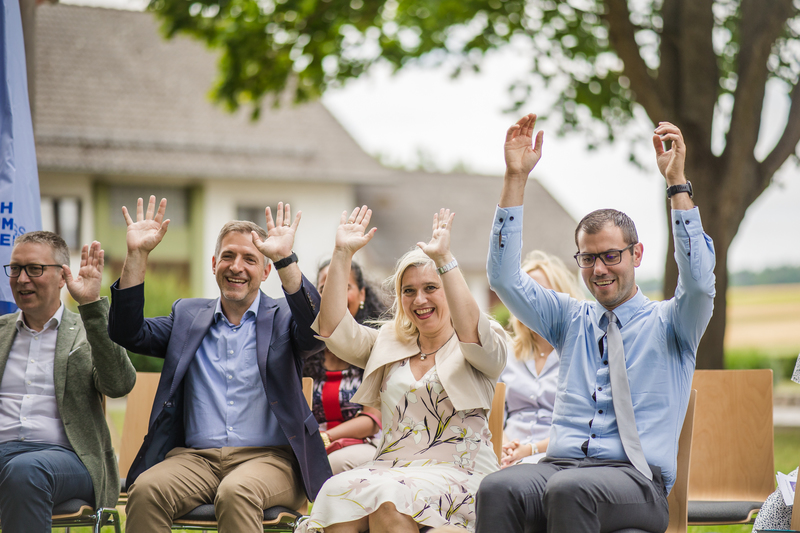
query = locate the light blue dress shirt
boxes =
[487,205,715,493]
[185,292,289,449]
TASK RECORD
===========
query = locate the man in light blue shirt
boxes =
[476,115,715,532]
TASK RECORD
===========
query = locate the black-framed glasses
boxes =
[574,243,637,269]
[3,264,63,278]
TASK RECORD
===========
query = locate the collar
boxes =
[214,291,261,326]
[594,286,646,339]
[16,302,65,334]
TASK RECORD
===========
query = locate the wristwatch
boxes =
[273,252,298,270]
[666,181,692,199]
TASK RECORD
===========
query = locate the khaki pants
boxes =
[126,446,305,533]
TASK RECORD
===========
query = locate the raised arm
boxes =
[318,206,377,337]
[251,202,304,294]
[64,240,136,397]
[417,209,480,344]
[653,122,694,211]
[499,113,545,208]
[119,196,170,289]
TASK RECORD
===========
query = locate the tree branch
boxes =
[677,0,717,145]
[759,79,800,184]
[604,0,669,122]
[723,0,794,165]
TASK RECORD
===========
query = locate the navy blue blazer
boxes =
[108,277,332,500]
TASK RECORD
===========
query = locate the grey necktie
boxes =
[605,310,652,480]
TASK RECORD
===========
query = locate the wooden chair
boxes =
[170,376,315,532]
[687,369,775,525]
[119,371,161,491]
[665,389,697,533]
[489,382,506,461]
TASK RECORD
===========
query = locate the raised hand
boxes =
[417,209,455,266]
[121,196,170,256]
[505,113,544,179]
[252,202,301,262]
[64,241,104,305]
[333,205,377,256]
[652,122,687,186]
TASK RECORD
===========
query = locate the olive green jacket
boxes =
[0,297,136,509]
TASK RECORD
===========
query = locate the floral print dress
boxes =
[296,358,498,532]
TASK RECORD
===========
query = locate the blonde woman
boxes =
[500,251,584,467]
[297,206,508,533]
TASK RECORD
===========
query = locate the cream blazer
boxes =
[311,312,509,412]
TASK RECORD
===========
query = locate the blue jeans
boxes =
[0,441,94,533]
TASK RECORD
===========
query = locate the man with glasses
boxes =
[0,232,135,533]
[477,115,715,532]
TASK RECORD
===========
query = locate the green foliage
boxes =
[725,348,798,382]
[731,265,800,286]
[141,0,639,127]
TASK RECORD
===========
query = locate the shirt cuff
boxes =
[671,207,703,237]
[493,205,525,235]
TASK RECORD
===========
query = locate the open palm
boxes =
[122,196,170,254]
[335,206,376,255]
[505,113,544,177]
[64,241,104,305]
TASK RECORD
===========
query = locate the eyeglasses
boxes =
[3,264,63,278]
[574,243,636,269]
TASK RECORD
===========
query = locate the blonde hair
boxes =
[510,250,583,361]
[382,248,440,343]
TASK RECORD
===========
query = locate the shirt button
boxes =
[598,410,603,414]
[27,380,32,385]
[22,417,27,421]
[229,350,234,355]
[597,386,602,391]
[228,427,233,431]
[499,218,504,223]
[228,375,233,380]
[591,433,596,438]
[229,401,234,405]
[509,216,514,221]
[603,361,608,365]
[30,359,34,363]
[20,437,25,441]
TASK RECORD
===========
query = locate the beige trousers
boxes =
[125,446,305,533]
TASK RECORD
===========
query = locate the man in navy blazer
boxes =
[108,197,331,533]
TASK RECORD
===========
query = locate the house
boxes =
[34,3,577,312]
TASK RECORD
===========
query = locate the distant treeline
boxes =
[639,264,800,292]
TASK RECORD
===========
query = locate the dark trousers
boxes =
[475,457,669,533]
[0,441,94,533]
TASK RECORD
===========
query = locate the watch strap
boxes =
[666,180,692,198]
[437,258,458,276]
[273,252,298,270]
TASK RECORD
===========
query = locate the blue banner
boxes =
[0,0,42,315]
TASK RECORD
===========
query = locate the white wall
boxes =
[201,180,356,298]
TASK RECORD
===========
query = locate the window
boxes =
[41,196,81,250]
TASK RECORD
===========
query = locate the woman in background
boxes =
[304,260,386,474]
[500,250,584,467]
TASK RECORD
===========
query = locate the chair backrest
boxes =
[688,370,774,502]
[666,389,697,533]
[118,372,161,478]
[489,382,506,461]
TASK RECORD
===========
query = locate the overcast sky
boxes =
[60,0,800,280]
